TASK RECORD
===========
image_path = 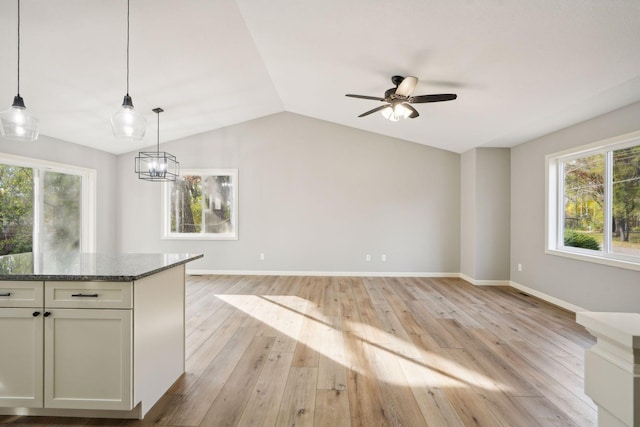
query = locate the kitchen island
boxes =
[0,252,203,419]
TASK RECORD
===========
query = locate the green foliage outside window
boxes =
[563,144,640,256]
[168,172,235,237]
[0,165,34,256]
[612,146,640,245]
[0,164,83,256]
[564,230,601,250]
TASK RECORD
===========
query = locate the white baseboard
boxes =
[509,280,587,313]
[186,269,459,278]
[458,273,510,286]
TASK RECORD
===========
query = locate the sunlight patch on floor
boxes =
[216,294,506,391]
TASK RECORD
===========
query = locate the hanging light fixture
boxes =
[135,108,179,182]
[380,102,412,122]
[110,0,146,140]
[0,0,39,142]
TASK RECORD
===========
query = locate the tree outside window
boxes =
[562,154,604,251]
[549,134,640,268]
[0,165,34,255]
[611,145,640,255]
[163,169,238,240]
[0,155,94,257]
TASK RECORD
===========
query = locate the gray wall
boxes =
[476,148,510,280]
[3,105,637,312]
[0,135,118,252]
[511,101,640,312]
[460,149,477,278]
[460,148,510,282]
[116,112,461,274]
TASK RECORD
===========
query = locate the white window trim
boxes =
[0,152,97,253]
[545,130,640,272]
[161,168,238,240]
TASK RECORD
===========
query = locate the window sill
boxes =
[546,248,640,272]
[162,234,238,241]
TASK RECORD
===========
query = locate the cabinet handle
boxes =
[0,292,10,297]
[71,293,99,298]
[43,312,51,317]
[33,311,41,317]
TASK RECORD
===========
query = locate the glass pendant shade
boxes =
[110,95,146,140]
[0,95,39,141]
[2,1,38,142]
[381,103,412,122]
[112,0,146,140]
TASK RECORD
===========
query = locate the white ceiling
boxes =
[1,0,640,155]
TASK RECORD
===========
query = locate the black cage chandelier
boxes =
[134,108,179,182]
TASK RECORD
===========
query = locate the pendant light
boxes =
[135,108,179,182]
[0,0,39,142]
[380,103,412,122]
[110,0,146,140]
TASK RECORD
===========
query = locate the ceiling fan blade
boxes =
[404,104,419,118]
[358,104,391,117]
[395,76,418,97]
[346,94,386,101]
[410,94,457,103]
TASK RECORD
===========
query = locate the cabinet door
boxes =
[44,309,132,411]
[0,308,43,408]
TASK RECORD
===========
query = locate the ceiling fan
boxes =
[345,75,457,121]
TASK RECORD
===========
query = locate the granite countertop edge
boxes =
[0,253,204,282]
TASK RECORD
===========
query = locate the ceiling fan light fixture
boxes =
[347,75,456,121]
[381,103,412,122]
[1,0,39,142]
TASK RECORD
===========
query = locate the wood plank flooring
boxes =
[0,275,597,427]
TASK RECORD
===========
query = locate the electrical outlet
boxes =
[381,254,387,262]
[517,263,522,272]
[260,253,265,261]
[366,254,371,262]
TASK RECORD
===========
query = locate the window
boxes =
[0,153,96,256]
[162,169,238,240]
[547,131,640,270]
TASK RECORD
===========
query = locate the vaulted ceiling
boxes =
[1,0,640,155]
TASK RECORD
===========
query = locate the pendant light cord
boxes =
[152,108,164,152]
[17,0,21,96]
[126,0,130,96]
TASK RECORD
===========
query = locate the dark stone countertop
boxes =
[0,252,203,281]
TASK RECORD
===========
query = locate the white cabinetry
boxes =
[0,281,133,412]
[0,264,186,419]
[43,281,133,411]
[0,281,44,408]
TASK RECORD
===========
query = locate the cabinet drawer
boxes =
[0,281,44,308]
[44,282,132,309]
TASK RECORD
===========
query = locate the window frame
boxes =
[161,168,238,241]
[0,152,97,253]
[546,130,640,271]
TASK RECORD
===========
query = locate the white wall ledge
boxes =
[577,312,640,427]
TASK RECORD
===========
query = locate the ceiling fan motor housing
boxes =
[391,75,405,86]
[385,88,399,99]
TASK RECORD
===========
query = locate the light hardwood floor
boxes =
[0,275,597,427]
